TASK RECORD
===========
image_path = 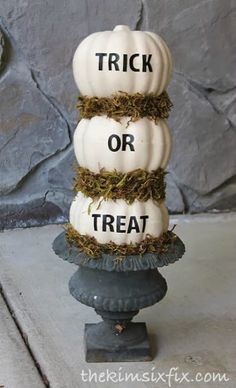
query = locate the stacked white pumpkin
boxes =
[70,25,172,247]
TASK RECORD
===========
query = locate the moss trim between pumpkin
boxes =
[66,224,177,258]
[77,91,173,122]
[74,167,166,203]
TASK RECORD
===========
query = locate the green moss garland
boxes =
[77,91,173,122]
[66,224,177,258]
[74,167,166,204]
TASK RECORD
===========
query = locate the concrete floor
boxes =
[0,214,235,387]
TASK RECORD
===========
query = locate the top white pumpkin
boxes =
[73,25,172,97]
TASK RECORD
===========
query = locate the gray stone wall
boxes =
[0,0,236,229]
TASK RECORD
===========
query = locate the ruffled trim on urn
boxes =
[52,230,185,272]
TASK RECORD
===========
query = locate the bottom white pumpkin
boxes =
[69,192,169,245]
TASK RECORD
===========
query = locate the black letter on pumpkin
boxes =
[123,54,128,72]
[122,134,135,151]
[108,134,121,152]
[127,216,140,233]
[95,53,107,71]
[92,214,101,231]
[102,214,115,232]
[142,54,152,72]
[117,216,126,233]
[140,215,149,232]
[108,53,120,71]
[129,54,140,72]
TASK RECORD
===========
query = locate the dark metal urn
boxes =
[53,230,185,362]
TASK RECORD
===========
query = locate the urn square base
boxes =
[84,322,152,362]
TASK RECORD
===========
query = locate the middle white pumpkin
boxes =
[74,116,172,173]
[70,192,169,245]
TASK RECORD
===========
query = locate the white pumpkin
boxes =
[70,192,169,245]
[74,116,171,172]
[73,25,172,97]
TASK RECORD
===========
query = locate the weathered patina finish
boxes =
[53,231,185,361]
